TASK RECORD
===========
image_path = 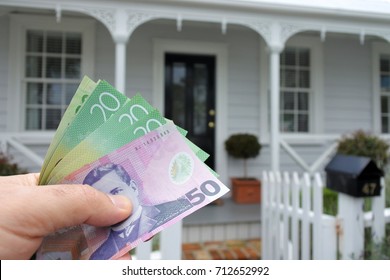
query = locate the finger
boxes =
[25,184,132,237]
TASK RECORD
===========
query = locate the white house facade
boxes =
[1,0,390,187]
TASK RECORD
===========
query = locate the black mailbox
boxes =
[325,154,383,197]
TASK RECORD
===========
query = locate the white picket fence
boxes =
[261,171,390,260]
[134,221,182,260]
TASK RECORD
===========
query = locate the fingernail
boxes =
[108,195,130,210]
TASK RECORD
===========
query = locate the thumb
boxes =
[26,184,132,237]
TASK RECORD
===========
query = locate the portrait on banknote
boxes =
[82,163,192,260]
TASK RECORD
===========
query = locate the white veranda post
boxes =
[269,47,281,171]
[112,10,130,94]
[115,41,127,93]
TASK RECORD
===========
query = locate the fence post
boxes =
[321,216,338,259]
[371,177,386,243]
[268,172,276,259]
[291,172,300,259]
[135,239,153,260]
[301,173,311,260]
[160,220,182,259]
[275,171,282,259]
[312,173,323,259]
[282,172,290,260]
[338,193,365,259]
[261,171,269,260]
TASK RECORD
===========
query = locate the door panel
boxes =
[165,54,216,169]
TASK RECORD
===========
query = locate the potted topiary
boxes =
[224,133,262,204]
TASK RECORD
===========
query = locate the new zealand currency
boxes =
[40,80,129,184]
[39,76,97,183]
[37,122,229,260]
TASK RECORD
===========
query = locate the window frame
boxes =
[280,36,323,135]
[8,14,95,132]
[280,46,311,133]
[372,42,390,134]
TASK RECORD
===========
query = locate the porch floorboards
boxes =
[182,198,261,243]
[183,197,261,226]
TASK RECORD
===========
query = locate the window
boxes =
[25,30,82,130]
[8,15,95,131]
[380,55,390,133]
[280,47,311,132]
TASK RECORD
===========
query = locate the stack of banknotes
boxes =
[36,76,229,260]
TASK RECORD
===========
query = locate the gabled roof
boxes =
[325,154,383,178]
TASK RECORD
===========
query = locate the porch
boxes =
[182,197,261,243]
[182,197,261,260]
[152,198,262,260]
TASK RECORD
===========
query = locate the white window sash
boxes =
[260,36,323,137]
[8,14,95,132]
[280,46,311,133]
[372,42,390,134]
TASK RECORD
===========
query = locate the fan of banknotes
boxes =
[36,76,229,260]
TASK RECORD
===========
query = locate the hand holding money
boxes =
[36,77,229,260]
[0,173,131,260]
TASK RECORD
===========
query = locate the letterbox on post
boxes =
[325,154,383,197]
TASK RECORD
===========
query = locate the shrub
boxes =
[323,188,338,215]
[0,153,26,176]
[224,133,262,178]
[337,130,389,170]
[363,225,390,260]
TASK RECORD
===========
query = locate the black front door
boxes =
[165,53,216,169]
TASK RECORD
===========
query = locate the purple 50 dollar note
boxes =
[37,122,229,260]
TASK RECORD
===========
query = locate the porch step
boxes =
[182,238,261,260]
[182,198,261,243]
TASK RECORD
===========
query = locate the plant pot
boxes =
[231,177,261,204]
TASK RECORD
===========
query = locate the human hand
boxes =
[0,173,132,260]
